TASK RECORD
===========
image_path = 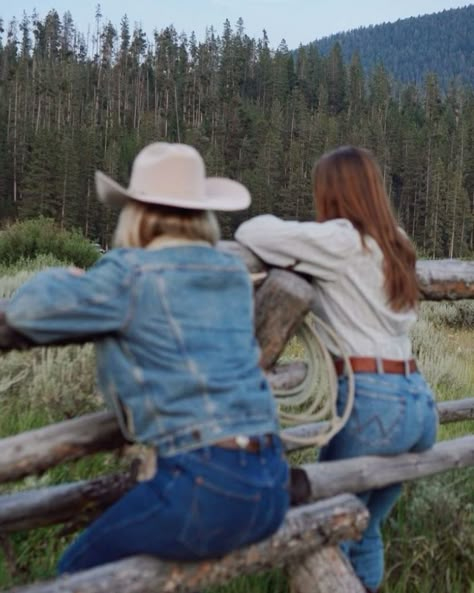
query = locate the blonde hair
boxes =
[113,200,220,248]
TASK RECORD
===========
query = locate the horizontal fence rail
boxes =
[302,435,474,500]
[1,435,473,535]
[0,402,473,533]
[1,395,472,486]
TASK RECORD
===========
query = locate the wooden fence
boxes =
[0,245,473,593]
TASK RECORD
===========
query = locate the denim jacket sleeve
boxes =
[5,250,134,344]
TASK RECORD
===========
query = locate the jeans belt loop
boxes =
[404,359,410,377]
[258,435,266,463]
[375,356,384,374]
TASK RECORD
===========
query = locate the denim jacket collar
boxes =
[146,236,212,251]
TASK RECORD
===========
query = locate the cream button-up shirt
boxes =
[235,215,417,360]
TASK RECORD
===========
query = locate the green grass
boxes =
[379,303,474,593]
[0,263,472,592]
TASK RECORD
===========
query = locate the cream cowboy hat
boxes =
[95,142,251,211]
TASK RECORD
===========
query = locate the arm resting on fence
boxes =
[1,247,473,352]
[219,242,474,300]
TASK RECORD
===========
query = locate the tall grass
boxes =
[0,260,472,591]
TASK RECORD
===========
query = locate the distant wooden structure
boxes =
[0,246,473,593]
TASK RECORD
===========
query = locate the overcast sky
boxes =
[1,0,471,49]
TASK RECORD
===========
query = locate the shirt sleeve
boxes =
[235,215,360,281]
[5,250,134,344]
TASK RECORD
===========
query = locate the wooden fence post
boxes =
[289,546,366,593]
[255,269,314,370]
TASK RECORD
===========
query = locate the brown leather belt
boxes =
[334,357,417,376]
[215,435,273,453]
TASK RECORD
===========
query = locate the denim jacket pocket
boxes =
[178,473,261,557]
[346,389,407,451]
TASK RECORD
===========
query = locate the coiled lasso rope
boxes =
[273,310,355,447]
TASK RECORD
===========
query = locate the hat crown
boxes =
[129,143,205,200]
[95,141,251,211]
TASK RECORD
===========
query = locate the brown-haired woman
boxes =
[235,146,438,593]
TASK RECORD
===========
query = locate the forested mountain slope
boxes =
[315,5,474,88]
[0,12,473,257]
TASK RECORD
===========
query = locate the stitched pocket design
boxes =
[346,388,407,449]
[178,475,261,557]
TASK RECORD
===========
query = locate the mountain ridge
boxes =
[311,4,474,88]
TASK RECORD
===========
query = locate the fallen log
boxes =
[4,495,368,593]
[266,360,308,391]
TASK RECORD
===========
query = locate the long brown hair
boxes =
[313,146,419,311]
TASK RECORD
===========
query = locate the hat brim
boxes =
[95,171,251,212]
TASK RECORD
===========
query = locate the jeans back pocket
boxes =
[346,388,407,453]
[178,473,262,558]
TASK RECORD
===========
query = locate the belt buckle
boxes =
[235,435,251,449]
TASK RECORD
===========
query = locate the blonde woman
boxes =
[6,143,289,572]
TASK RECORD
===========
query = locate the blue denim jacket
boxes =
[6,244,280,456]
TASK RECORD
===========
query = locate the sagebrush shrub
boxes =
[0,218,100,269]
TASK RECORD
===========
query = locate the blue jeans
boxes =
[58,436,289,573]
[320,372,438,591]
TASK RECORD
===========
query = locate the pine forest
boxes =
[0,9,473,257]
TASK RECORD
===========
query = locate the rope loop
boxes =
[274,311,355,447]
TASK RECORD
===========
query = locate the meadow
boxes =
[0,256,472,592]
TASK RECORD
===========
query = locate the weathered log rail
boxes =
[0,247,473,593]
[4,496,369,593]
[1,433,473,535]
[1,396,473,487]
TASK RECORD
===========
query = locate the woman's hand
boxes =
[68,266,85,276]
